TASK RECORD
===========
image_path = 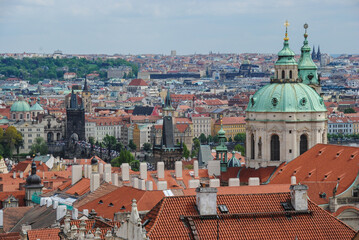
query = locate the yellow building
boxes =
[213,117,246,139]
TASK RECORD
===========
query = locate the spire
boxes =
[317,45,321,61]
[163,90,174,110]
[70,89,78,109]
[312,45,316,60]
[298,23,319,86]
[83,79,89,92]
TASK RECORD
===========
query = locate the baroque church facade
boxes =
[245,23,328,169]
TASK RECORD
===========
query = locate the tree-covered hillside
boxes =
[0,57,138,83]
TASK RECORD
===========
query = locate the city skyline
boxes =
[0,0,358,55]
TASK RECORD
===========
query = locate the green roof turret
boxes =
[298,23,319,86]
[276,20,297,66]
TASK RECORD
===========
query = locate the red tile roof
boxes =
[65,178,90,196]
[269,144,359,205]
[27,228,60,240]
[78,186,164,219]
[0,233,20,240]
[128,78,148,86]
[143,193,356,239]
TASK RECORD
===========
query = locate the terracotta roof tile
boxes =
[143,193,356,239]
[269,144,359,205]
[27,228,60,240]
[65,178,90,196]
[78,186,164,219]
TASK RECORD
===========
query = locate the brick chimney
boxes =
[290,184,308,211]
[196,187,218,215]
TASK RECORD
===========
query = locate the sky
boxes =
[0,0,358,55]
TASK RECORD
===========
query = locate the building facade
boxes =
[245,23,327,169]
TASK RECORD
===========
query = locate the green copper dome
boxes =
[11,100,31,112]
[30,102,44,111]
[246,83,326,112]
[275,39,297,66]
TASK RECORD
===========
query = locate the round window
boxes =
[272,98,278,106]
[300,97,307,106]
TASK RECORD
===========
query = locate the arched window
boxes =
[281,70,285,79]
[251,134,255,159]
[271,134,280,161]
[300,134,308,155]
[289,70,292,79]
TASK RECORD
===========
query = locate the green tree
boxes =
[129,140,137,151]
[234,133,246,142]
[182,143,190,158]
[103,134,117,151]
[111,150,135,167]
[199,133,207,144]
[207,135,213,143]
[143,142,152,151]
[30,137,48,155]
[344,108,356,114]
[115,142,124,152]
[228,137,233,142]
[88,136,95,145]
[213,135,219,143]
[3,126,23,158]
[234,144,245,155]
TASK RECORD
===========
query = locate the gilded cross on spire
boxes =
[284,20,290,41]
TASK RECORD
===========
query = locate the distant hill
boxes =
[0,57,138,83]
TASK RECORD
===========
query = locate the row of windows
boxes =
[329,124,352,128]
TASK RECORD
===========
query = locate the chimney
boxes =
[72,165,83,185]
[193,160,199,179]
[175,161,182,180]
[290,184,308,211]
[74,157,77,164]
[104,164,112,175]
[140,163,147,180]
[19,171,23,179]
[72,208,78,220]
[84,165,88,178]
[157,162,164,180]
[104,172,111,183]
[121,163,130,182]
[139,179,146,190]
[56,205,67,220]
[196,187,218,215]
[133,177,139,189]
[291,176,296,185]
[209,179,220,188]
[146,180,153,191]
[248,177,260,186]
[90,173,100,192]
[111,173,119,186]
[83,209,89,217]
[53,200,58,209]
[13,171,16,179]
[46,198,53,207]
[99,163,104,174]
[228,178,240,186]
[157,181,167,190]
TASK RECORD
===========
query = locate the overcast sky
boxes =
[0,0,358,55]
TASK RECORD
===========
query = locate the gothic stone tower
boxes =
[153,90,182,170]
[66,90,85,142]
[245,21,327,169]
[81,79,92,113]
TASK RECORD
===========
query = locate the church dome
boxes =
[228,151,241,167]
[30,102,44,111]
[26,161,42,186]
[246,83,326,113]
[11,100,30,112]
